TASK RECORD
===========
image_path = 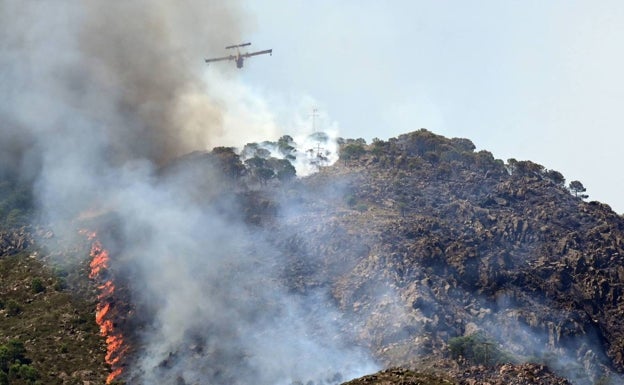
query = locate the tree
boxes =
[544,169,565,186]
[450,137,476,152]
[515,160,544,177]
[266,158,296,182]
[277,135,296,158]
[0,340,28,373]
[569,180,588,199]
[210,147,245,179]
[340,144,366,164]
[255,167,275,184]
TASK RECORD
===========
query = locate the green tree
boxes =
[450,137,476,152]
[340,144,366,164]
[515,160,544,177]
[277,135,296,158]
[210,147,245,179]
[255,167,275,184]
[266,159,296,182]
[0,346,11,373]
[545,169,565,186]
[569,180,588,199]
[370,138,389,157]
[0,340,28,372]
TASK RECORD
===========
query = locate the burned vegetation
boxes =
[2,129,624,385]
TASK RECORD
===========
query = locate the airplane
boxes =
[205,42,272,69]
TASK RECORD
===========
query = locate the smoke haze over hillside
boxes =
[0,2,376,384]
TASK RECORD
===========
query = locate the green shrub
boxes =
[31,277,45,293]
[5,299,21,316]
[448,332,513,366]
[0,340,28,373]
[345,194,357,208]
[9,363,39,381]
[340,144,366,163]
[53,278,67,291]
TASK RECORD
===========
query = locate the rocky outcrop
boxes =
[0,226,32,255]
[342,364,573,385]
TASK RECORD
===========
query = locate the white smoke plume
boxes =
[0,2,377,384]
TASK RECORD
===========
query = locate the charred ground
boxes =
[253,129,624,384]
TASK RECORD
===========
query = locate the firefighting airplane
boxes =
[205,42,272,69]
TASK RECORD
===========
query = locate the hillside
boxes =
[260,130,624,384]
[1,129,623,384]
[0,229,108,384]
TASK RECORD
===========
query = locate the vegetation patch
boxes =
[0,251,108,384]
[448,332,515,366]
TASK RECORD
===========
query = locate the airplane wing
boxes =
[242,49,272,58]
[204,55,235,63]
[226,42,251,49]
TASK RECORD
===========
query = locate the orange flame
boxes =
[86,232,126,384]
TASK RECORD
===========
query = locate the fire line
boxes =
[82,230,127,384]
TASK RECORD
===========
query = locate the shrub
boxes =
[0,340,28,373]
[9,363,38,381]
[31,277,45,293]
[340,144,366,164]
[448,332,512,366]
[345,194,357,208]
[53,278,67,292]
[5,300,21,316]
[544,169,565,186]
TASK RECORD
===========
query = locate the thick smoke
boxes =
[1,2,376,384]
[1,1,246,218]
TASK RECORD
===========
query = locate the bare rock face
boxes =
[0,226,32,255]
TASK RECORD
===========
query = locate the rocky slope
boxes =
[343,364,573,385]
[261,130,624,384]
[2,129,624,385]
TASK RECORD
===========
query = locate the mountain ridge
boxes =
[1,128,623,384]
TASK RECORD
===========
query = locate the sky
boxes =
[222,1,624,213]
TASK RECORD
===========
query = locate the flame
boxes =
[89,241,109,279]
[86,232,126,384]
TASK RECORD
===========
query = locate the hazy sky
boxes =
[225,1,624,213]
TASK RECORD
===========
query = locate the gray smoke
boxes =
[0,2,377,384]
[1,1,244,219]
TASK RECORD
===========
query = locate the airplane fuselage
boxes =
[205,43,271,69]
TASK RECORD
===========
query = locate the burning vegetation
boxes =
[84,230,127,384]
